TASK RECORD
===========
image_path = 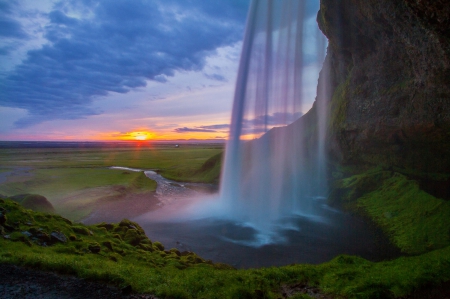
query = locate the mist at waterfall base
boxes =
[136,0,400,268]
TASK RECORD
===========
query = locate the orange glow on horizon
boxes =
[128,131,154,141]
[116,131,155,141]
[95,129,227,142]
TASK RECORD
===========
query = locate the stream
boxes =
[109,166,216,205]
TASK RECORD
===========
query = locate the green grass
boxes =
[0,145,222,220]
[332,170,450,255]
[1,197,450,298]
[0,167,153,196]
[2,146,450,297]
[0,145,223,174]
[0,168,157,221]
[164,152,223,184]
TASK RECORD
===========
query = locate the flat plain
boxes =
[0,142,223,221]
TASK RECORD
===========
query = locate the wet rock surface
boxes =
[50,231,67,244]
[317,0,450,173]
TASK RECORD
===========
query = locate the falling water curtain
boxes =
[220,0,328,233]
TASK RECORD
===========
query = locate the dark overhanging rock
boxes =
[316,0,450,176]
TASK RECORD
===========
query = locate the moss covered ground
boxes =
[331,169,450,255]
[2,194,450,299]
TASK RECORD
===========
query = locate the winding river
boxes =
[109,166,216,205]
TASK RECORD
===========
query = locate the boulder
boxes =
[50,231,67,243]
[10,194,55,214]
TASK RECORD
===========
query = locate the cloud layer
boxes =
[173,111,303,136]
[0,0,250,127]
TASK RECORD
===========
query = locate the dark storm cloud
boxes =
[198,124,230,130]
[174,127,216,133]
[0,17,27,38]
[0,0,250,127]
[0,1,27,39]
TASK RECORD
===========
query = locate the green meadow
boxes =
[0,144,223,175]
[0,144,223,220]
[1,145,450,298]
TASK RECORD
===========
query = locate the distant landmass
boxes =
[0,139,226,149]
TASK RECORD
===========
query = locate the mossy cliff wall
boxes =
[316,0,450,175]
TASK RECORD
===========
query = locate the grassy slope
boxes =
[0,168,156,221]
[331,170,450,255]
[1,168,156,197]
[164,152,223,184]
[2,196,450,299]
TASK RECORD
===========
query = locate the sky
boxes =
[0,0,323,142]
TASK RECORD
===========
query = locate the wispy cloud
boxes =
[0,0,250,127]
[204,73,227,82]
[174,127,217,133]
[174,123,231,133]
[198,124,230,130]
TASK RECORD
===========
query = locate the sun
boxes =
[129,131,154,141]
[135,135,147,140]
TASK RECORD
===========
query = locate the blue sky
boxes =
[0,0,322,141]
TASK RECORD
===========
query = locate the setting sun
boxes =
[131,131,154,141]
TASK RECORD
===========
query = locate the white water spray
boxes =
[219,0,328,234]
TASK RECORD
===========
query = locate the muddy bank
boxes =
[82,190,160,225]
[82,168,216,225]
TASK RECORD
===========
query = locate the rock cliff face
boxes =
[316,0,450,175]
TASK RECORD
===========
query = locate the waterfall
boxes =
[219,0,328,234]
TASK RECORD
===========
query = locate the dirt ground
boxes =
[82,191,160,225]
[0,264,158,299]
